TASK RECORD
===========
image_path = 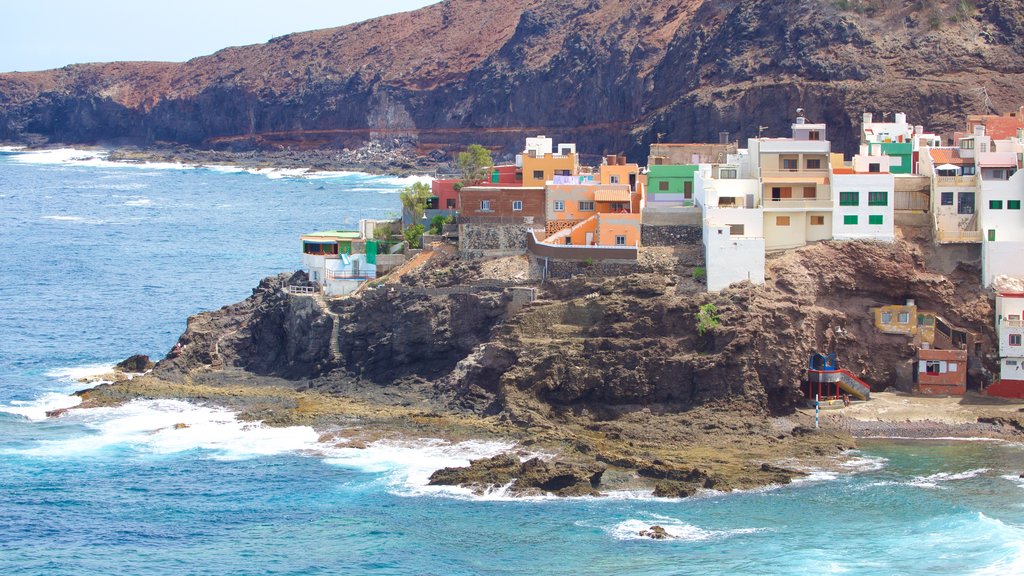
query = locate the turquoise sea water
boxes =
[2,149,1024,575]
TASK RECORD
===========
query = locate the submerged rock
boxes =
[639,526,670,540]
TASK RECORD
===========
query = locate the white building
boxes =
[978,138,1024,287]
[995,292,1024,395]
[695,151,766,292]
[860,112,941,174]
[300,231,377,297]
[830,152,896,242]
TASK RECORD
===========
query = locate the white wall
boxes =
[1001,358,1024,382]
[705,225,766,292]
[984,241,1024,287]
[831,172,895,241]
[979,170,1024,243]
[705,207,764,238]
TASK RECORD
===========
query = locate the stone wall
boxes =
[459,224,532,258]
[641,224,703,247]
[528,255,637,280]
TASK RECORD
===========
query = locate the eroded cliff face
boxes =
[2,0,1022,156]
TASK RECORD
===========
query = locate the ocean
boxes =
[1,149,1023,575]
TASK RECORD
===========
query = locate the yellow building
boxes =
[520,136,579,186]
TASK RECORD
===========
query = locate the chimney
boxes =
[915,125,924,136]
[974,124,986,138]
[796,108,806,125]
[906,299,916,307]
[617,155,626,166]
[605,154,615,165]
[863,112,873,125]
[895,112,907,125]
[719,131,730,145]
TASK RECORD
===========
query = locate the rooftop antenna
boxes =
[758,125,769,138]
[656,132,666,143]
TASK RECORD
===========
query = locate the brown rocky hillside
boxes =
[2,0,1022,158]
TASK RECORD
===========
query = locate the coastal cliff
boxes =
[79,236,1004,496]
[3,0,1024,158]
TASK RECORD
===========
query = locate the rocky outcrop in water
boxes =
[2,0,1022,158]
[427,453,606,496]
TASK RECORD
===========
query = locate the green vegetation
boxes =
[400,182,432,223]
[429,215,453,235]
[696,303,721,336]
[457,144,494,184]
[404,224,425,248]
[692,266,706,282]
[373,223,395,241]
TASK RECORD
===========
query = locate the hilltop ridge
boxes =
[2,0,1023,158]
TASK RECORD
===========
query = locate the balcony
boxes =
[934,175,977,188]
[762,197,833,210]
[1002,320,1024,329]
[936,229,983,243]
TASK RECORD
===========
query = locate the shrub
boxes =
[692,266,706,282]
[404,224,425,248]
[429,215,452,235]
[696,303,721,336]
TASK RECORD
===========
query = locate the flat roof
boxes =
[302,230,362,240]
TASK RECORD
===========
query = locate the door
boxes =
[585,232,594,245]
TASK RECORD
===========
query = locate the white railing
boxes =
[763,197,833,209]
[1003,320,1024,328]
[936,229,982,243]
[934,175,977,187]
[287,285,317,295]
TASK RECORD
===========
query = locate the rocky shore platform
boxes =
[68,238,1024,498]
[105,140,448,176]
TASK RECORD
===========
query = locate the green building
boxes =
[647,164,699,204]
[867,142,913,175]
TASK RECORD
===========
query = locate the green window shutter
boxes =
[988,229,996,242]
[868,191,888,206]
[869,215,883,225]
[843,215,858,225]
[1009,200,1021,210]
[839,192,859,206]
[990,200,1004,210]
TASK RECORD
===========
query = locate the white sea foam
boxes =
[7,399,320,460]
[42,215,86,222]
[44,363,116,382]
[0,393,83,421]
[606,516,762,542]
[840,455,888,473]
[871,468,993,489]
[1001,474,1024,487]
[0,145,26,152]
[970,514,1024,575]
[124,197,153,207]
[377,174,433,187]
[322,438,518,498]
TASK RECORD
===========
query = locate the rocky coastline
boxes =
[64,236,1024,499]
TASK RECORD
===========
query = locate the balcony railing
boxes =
[763,197,833,210]
[934,175,977,187]
[936,229,983,243]
[1002,320,1024,329]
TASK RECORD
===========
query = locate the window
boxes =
[615,235,626,246]
[844,215,859,225]
[840,191,859,206]
[776,216,791,226]
[809,131,821,141]
[719,168,737,179]
[554,200,565,212]
[730,224,745,236]
[446,198,456,209]
[963,165,976,175]
[949,363,958,372]
[512,200,523,212]
[803,186,816,198]
[960,138,975,150]
[533,170,545,180]
[941,192,954,206]
[782,158,798,171]
[480,200,492,211]
[990,200,1004,210]
[807,159,821,169]
[579,201,595,211]
[610,175,620,184]
[989,229,997,242]
[869,163,881,173]
[811,215,825,225]
[869,215,884,225]
[868,191,888,206]
[565,237,572,245]
[560,147,572,156]
[1011,334,1022,347]
[980,142,988,153]
[898,312,910,324]
[958,192,975,215]
[1007,200,1020,210]
[881,312,893,324]
[658,180,669,191]
[925,361,942,375]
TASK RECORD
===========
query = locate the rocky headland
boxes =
[3,0,1024,160]
[72,235,1024,498]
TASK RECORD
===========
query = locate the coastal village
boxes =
[296,107,1024,404]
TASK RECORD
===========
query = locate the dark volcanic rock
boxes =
[427,454,606,497]
[115,354,154,373]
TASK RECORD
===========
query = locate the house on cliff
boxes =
[829,151,896,243]
[989,292,1024,398]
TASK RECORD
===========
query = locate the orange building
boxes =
[597,154,643,192]
[543,213,641,247]
[520,136,579,186]
[915,348,968,395]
